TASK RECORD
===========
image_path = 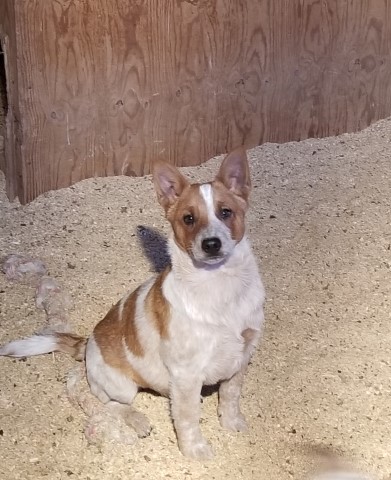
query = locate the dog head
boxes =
[152,148,251,267]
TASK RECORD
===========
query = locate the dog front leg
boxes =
[218,369,248,432]
[218,327,259,432]
[170,376,213,460]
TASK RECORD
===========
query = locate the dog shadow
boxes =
[201,384,219,398]
[141,385,220,401]
[136,225,171,273]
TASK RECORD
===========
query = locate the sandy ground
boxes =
[0,118,391,480]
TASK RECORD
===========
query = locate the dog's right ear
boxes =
[215,147,251,202]
[152,161,189,211]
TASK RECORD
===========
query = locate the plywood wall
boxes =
[1,0,391,203]
[0,0,21,201]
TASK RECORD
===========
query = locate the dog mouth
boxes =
[190,251,229,268]
[202,254,225,264]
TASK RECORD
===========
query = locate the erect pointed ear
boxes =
[215,147,251,201]
[152,160,190,210]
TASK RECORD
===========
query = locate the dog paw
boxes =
[219,411,248,432]
[180,440,214,461]
[85,412,138,446]
[122,409,152,438]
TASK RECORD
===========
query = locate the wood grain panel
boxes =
[0,0,22,200]
[2,0,391,203]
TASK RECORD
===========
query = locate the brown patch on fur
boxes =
[122,287,144,357]
[93,289,149,388]
[56,333,87,361]
[166,184,210,254]
[241,328,257,347]
[145,267,171,338]
[212,180,247,242]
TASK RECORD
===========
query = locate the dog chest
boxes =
[164,303,262,384]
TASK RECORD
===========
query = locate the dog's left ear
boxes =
[215,147,251,201]
[152,160,189,211]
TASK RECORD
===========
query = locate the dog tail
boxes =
[0,332,87,361]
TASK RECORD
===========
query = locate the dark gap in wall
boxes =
[0,41,7,173]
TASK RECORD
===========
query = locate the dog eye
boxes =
[183,214,195,225]
[220,208,232,219]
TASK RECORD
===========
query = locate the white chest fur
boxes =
[162,236,265,383]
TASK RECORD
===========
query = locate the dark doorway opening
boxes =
[0,41,8,172]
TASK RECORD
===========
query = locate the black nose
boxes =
[202,237,222,255]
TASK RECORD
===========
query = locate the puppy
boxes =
[0,148,265,460]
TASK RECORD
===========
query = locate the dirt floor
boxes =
[0,118,391,480]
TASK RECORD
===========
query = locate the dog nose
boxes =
[202,237,222,255]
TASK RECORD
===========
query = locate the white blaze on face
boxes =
[199,184,215,222]
[190,184,236,265]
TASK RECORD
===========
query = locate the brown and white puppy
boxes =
[0,149,265,460]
